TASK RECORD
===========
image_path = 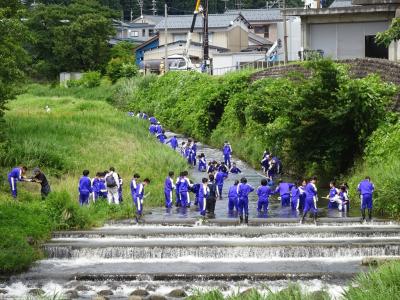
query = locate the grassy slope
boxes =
[0,89,187,274]
[2,92,187,204]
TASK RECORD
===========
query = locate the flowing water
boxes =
[1,131,399,299]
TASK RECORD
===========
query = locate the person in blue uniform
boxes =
[237,177,254,224]
[290,181,301,210]
[339,185,350,213]
[298,179,307,210]
[215,170,228,199]
[300,176,318,224]
[198,153,207,172]
[198,178,209,217]
[157,131,167,143]
[130,173,140,207]
[78,170,92,206]
[179,171,192,207]
[257,178,273,214]
[8,166,28,198]
[207,162,215,174]
[222,141,232,169]
[175,173,182,207]
[229,162,241,174]
[149,116,157,124]
[166,136,178,150]
[149,123,157,135]
[91,172,102,202]
[164,171,176,208]
[327,181,340,209]
[358,176,375,222]
[274,180,294,207]
[228,180,239,214]
[190,141,197,166]
[135,178,150,221]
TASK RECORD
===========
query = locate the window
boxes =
[130,31,139,37]
[254,25,269,39]
[142,29,146,37]
[149,29,155,37]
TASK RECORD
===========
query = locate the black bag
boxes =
[106,174,117,188]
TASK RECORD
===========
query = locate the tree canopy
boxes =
[376,17,400,47]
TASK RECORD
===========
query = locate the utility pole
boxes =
[151,0,157,15]
[203,0,209,72]
[282,0,288,64]
[164,3,168,73]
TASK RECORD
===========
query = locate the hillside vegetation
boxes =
[0,87,187,274]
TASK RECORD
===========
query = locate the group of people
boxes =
[7,166,50,199]
[8,111,376,224]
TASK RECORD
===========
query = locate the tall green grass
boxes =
[2,92,187,206]
[344,261,400,299]
[187,285,330,300]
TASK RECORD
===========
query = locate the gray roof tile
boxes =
[154,13,250,30]
[225,8,282,21]
[329,0,356,7]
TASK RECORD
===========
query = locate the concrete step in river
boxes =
[2,132,399,299]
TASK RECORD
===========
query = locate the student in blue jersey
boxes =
[358,176,375,222]
[198,178,209,217]
[198,153,207,172]
[156,122,163,134]
[185,140,192,164]
[298,179,307,210]
[179,171,193,208]
[290,181,301,210]
[218,162,229,174]
[91,172,102,203]
[149,116,157,124]
[175,173,182,207]
[207,162,215,174]
[191,183,201,206]
[206,174,219,217]
[135,178,150,221]
[180,142,186,157]
[117,173,123,203]
[78,170,92,206]
[222,141,232,169]
[149,123,157,135]
[8,166,28,198]
[156,131,167,143]
[228,180,239,214]
[166,136,178,150]
[164,171,176,208]
[142,113,148,120]
[274,180,294,207]
[229,162,241,174]
[130,173,140,207]
[257,178,273,214]
[300,176,318,224]
[191,141,197,166]
[237,177,255,224]
[327,181,340,209]
[215,169,228,199]
[261,150,270,174]
[98,172,108,199]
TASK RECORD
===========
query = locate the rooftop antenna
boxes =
[151,0,157,15]
[222,0,229,11]
[137,0,144,21]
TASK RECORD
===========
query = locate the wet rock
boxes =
[167,289,187,298]
[218,284,230,291]
[146,295,167,300]
[92,297,107,300]
[98,290,114,297]
[64,290,79,299]
[26,236,35,245]
[128,296,143,300]
[75,285,91,291]
[28,288,45,296]
[145,284,158,291]
[130,289,150,297]
[0,289,7,294]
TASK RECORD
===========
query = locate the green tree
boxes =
[26,0,116,79]
[0,1,30,143]
[376,17,400,47]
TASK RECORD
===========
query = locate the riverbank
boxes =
[0,90,187,274]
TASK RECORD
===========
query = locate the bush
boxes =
[126,61,396,178]
[80,71,101,88]
[107,58,138,83]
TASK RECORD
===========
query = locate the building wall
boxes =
[309,21,389,59]
[227,26,248,52]
[276,17,302,61]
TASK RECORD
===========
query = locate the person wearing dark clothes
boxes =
[31,168,51,199]
[206,174,219,218]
